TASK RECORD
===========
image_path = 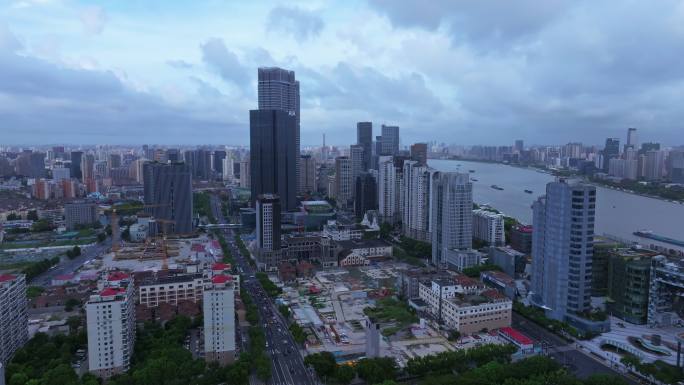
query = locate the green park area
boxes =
[363,297,418,336]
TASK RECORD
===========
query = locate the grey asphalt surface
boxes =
[512,313,639,384]
[31,239,111,287]
[213,195,316,385]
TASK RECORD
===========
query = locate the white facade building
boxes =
[322,220,363,241]
[0,274,28,365]
[52,167,71,182]
[138,273,206,307]
[334,156,353,207]
[472,209,505,246]
[86,274,136,378]
[203,275,237,365]
[402,160,433,242]
[378,156,398,224]
[337,239,393,266]
[431,172,473,266]
[418,277,512,334]
[222,155,234,181]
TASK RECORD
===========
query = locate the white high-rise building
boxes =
[334,156,353,207]
[239,160,250,188]
[608,158,638,180]
[0,274,28,366]
[350,145,365,196]
[472,209,505,246]
[222,155,234,181]
[86,273,135,378]
[52,166,70,182]
[203,274,237,365]
[378,156,398,224]
[531,179,596,322]
[431,172,473,266]
[642,150,666,181]
[402,160,433,242]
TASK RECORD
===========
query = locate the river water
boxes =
[429,159,684,251]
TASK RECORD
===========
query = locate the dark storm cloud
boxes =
[267,6,324,42]
[0,50,242,144]
[302,63,443,118]
[368,0,572,50]
[200,38,251,90]
[367,0,684,145]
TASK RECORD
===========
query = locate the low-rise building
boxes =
[648,255,684,327]
[419,277,512,334]
[488,247,526,278]
[336,239,392,266]
[137,272,205,308]
[480,270,517,299]
[65,201,98,230]
[509,225,532,254]
[322,220,363,241]
[472,209,505,246]
[445,249,482,271]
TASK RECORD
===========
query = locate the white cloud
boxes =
[80,6,108,35]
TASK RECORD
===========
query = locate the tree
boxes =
[9,373,29,385]
[279,304,291,318]
[6,212,20,220]
[356,357,398,385]
[31,219,52,232]
[447,330,461,341]
[66,245,81,259]
[27,210,39,221]
[304,352,337,380]
[67,316,82,332]
[334,364,356,384]
[379,222,392,240]
[64,298,81,312]
[97,232,106,243]
[26,286,45,298]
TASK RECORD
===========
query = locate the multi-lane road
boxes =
[212,195,315,385]
[31,239,111,287]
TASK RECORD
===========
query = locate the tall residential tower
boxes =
[531,179,596,323]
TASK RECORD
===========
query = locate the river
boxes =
[429,159,684,251]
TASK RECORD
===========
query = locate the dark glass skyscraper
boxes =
[410,143,428,166]
[380,124,399,156]
[355,172,377,220]
[70,151,83,180]
[143,162,193,235]
[258,67,301,192]
[356,122,373,171]
[603,138,620,172]
[249,109,298,211]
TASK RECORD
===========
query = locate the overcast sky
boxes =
[1,0,684,146]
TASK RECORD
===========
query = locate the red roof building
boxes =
[0,274,16,282]
[212,263,231,271]
[107,271,130,282]
[499,327,534,351]
[211,275,233,284]
[100,287,125,297]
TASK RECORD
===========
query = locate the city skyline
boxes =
[2,1,684,146]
